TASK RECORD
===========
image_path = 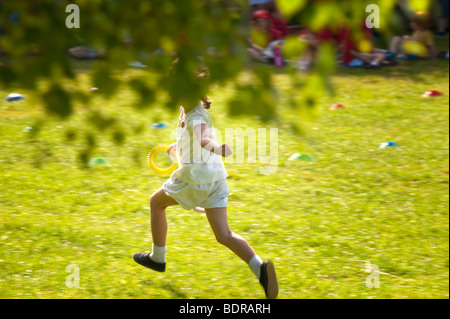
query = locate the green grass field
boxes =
[0,51,448,299]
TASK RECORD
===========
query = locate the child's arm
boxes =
[250,42,265,53]
[166,143,176,156]
[193,124,232,157]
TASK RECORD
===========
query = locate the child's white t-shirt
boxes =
[171,105,228,185]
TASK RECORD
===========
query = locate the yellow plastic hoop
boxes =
[147,144,178,176]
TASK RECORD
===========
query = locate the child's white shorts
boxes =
[162,177,229,211]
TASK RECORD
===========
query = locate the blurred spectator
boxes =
[337,24,390,68]
[248,9,283,63]
[297,28,336,69]
[298,22,392,70]
[265,1,289,38]
[389,12,437,59]
[248,0,271,20]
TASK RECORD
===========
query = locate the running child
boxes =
[133,97,279,299]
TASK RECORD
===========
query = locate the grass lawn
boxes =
[0,47,448,298]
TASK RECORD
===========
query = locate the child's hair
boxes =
[203,96,212,109]
[411,12,431,30]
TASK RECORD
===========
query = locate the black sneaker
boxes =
[133,252,166,272]
[259,261,278,299]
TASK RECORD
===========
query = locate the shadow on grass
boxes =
[139,279,187,298]
[161,282,188,299]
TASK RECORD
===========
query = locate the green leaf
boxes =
[42,85,72,119]
[228,84,276,121]
[277,0,307,20]
[129,78,156,109]
[282,35,308,60]
[308,2,343,32]
[407,0,431,12]
[315,43,335,76]
[250,27,270,48]
[92,64,120,99]
[88,111,116,131]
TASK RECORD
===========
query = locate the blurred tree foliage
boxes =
[0,0,426,162]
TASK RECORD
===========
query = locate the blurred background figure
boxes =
[248,0,289,37]
[248,9,283,63]
[247,1,289,64]
[389,12,437,59]
[265,1,289,38]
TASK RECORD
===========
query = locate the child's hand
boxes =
[221,143,232,158]
[167,143,176,156]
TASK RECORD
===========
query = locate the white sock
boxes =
[150,244,167,263]
[248,255,263,279]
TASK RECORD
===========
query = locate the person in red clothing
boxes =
[298,22,390,70]
[253,9,282,42]
[248,9,283,62]
[266,1,289,38]
[297,26,341,70]
[337,23,388,68]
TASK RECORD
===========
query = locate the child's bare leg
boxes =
[389,35,402,53]
[133,188,178,271]
[149,188,178,247]
[373,52,386,64]
[205,207,256,263]
[206,207,279,298]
